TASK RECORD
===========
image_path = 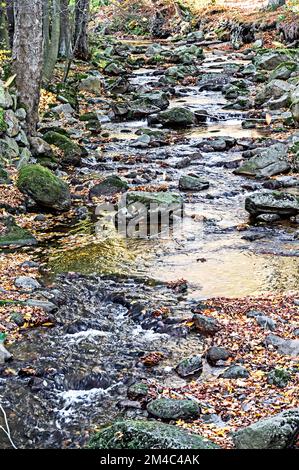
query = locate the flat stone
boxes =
[147,398,201,420]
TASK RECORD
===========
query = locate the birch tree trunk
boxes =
[74,0,90,61]
[13,0,43,135]
[43,0,61,84]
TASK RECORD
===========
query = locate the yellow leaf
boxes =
[265,113,272,125]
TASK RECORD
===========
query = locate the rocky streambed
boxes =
[0,35,299,449]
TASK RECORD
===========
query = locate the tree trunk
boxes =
[0,2,9,49]
[43,0,61,84]
[74,0,90,61]
[6,0,14,47]
[13,0,43,135]
[59,0,72,58]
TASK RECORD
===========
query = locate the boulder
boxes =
[14,276,41,291]
[255,51,291,70]
[127,383,149,401]
[88,420,219,449]
[255,79,294,106]
[89,175,128,198]
[232,408,299,449]
[206,346,231,366]
[267,368,291,388]
[126,191,183,209]
[193,314,221,336]
[148,107,196,128]
[79,76,102,94]
[176,355,203,378]
[236,143,291,179]
[221,365,250,379]
[245,191,299,218]
[147,398,201,420]
[264,334,299,356]
[135,91,169,111]
[0,340,12,364]
[0,83,13,109]
[17,164,71,212]
[43,131,83,166]
[0,216,37,247]
[179,175,209,191]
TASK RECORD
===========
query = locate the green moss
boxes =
[43,131,82,165]
[0,108,8,133]
[79,112,98,122]
[17,164,71,212]
[0,217,36,247]
[88,420,219,449]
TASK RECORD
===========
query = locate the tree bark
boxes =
[43,0,61,84]
[59,0,72,58]
[13,0,43,135]
[0,2,9,49]
[6,0,14,47]
[74,0,90,61]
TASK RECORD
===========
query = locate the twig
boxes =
[0,404,18,449]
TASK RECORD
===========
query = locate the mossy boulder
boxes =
[0,166,10,184]
[17,164,71,212]
[148,107,196,128]
[127,383,149,401]
[43,131,83,166]
[245,191,299,218]
[88,420,218,449]
[147,398,200,420]
[89,175,128,198]
[56,83,79,111]
[0,216,37,247]
[126,191,183,208]
[267,368,291,388]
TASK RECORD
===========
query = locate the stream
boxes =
[0,38,298,448]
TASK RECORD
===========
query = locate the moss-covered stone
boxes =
[43,131,82,166]
[126,191,183,208]
[90,175,128,198]
[56,83,78,110]
[148,107,196,128]
[79,112,98,122]
[147,398,200,420]
[127,383,149,400]
[0,216,37,247]
[0,166,10,184]
[267,368,291,388]
[88,420,218,449]
[17,164,71,212]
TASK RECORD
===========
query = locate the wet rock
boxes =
[89,420,218,449]
[179,175,209,191]
[193,314,221,336]
[147,398,201,420]
[245,191,299,218]
[104,62,126,76]
[270,62,298,81]
[232,408,299,449]
[127,383,149,401]
[256,213,281,223]
[206,346,231,366]
[264,334,299,356]
[136,91,169,111]
[51,103,75,116]
[267,368,291,388]
[126,191,183,208]
[234,143,290,178]
[17,164,71,212]
[148,107,196,128]
[89,175,128,197]
[176,354,203,378]
[29,137,54,159]
[255,79,294,106]
[197,73,232,91]
[0,216,36,247]
[221,365,250,379]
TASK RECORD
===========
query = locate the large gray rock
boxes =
[136,91,169,111]
[0,341,12,364]
[14,276,41,291]
[89,175,128,197]
[193,313,222,336]
[147,398,201,420]
[79,76,102,94]
[264,334,299,356]
[255,51,291,70]
[89,420,219,449]
[179,175,209,191]
[233,408,299,449]
[126,191,183,208]
[245,191,299,218]
[255,79,294,106]
[0,83,13,109]
[234,143,290,178]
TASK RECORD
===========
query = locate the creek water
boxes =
[0,39,298,448]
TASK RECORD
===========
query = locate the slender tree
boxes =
[59,0,72,58]
[74,0,90,61]
[13,0,44,134]
[0,2,9,49]
[43,0,61,83]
